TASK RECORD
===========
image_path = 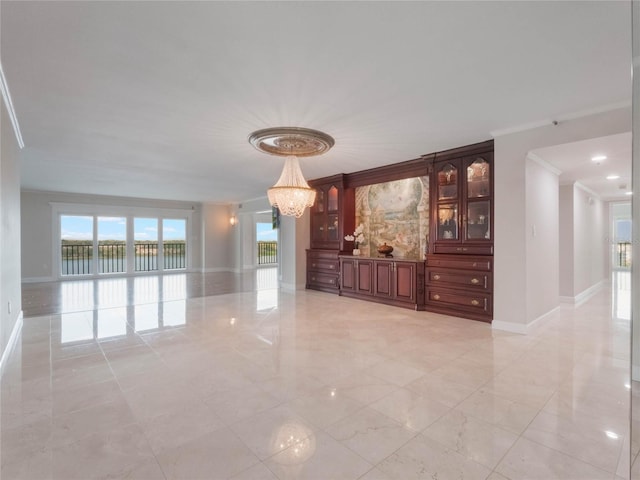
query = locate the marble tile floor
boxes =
[2,270,634,479]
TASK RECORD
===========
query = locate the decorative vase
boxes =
[352,248,361,256]
[377,243,394,257]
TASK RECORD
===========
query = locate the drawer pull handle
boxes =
[329,265,335,269]
[330,280,335,284]
[456,248,463,251]
[433,274,441,280]
[471,299,480,306]
[311,277,316,281]
[312,263,317,267]
[471,278,480,284]
[433,294,441,300]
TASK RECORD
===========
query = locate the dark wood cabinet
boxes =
[425,254,493,320]
[426,141,494,322]
[306,249,340,293]
[431,150,493,256]
[339,256,374,295]
[308,140,493,323]
[306,175,355,293]
[309,175,355,251]
[339,256,425,310]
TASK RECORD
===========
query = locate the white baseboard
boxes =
[201,267,233,273]
[633,365,640,383]
[492,306,561,335]
[0,311,23,377]
[22,276,55,283]
[491,320,528,334]
[559,280,604,306]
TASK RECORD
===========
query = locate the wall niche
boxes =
[355,176,429,259]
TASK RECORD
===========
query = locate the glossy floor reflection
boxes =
[3,270,631,479]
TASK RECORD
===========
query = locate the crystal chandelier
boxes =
[266,155,316,217]
[249,127,335,218]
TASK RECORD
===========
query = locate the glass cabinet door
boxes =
[467,201,490,240]
[327,186,339,211]
[315,189,325,213]
[437,204,458,240]
[438,164,458,200]
[466,158,490,198]
[327,214,339,241]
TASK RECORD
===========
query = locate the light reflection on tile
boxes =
[162,300,186,327]
[7,270,633,480]
[97,307,127,339]
[134,304,160,332]
[59,312,93,344]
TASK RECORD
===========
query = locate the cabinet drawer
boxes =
[433,244,493,255]
[426,287,491,314]
[308,258,339,273]
[427,268,491,291]
[426,255,492,271]
[307,272,339,289]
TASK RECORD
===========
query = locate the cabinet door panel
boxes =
[437,163,458,200]
[341,258,356,292]
[375,262,392,298]
[356,260,374,295]
[437,204,458,241]
[327,214,339,242]
[467,201,490,240]
[395,262,415,302]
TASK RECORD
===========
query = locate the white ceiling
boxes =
[1,1,632,203]
[532,132,632,201]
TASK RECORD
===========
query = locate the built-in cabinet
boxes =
[431,152,493,255]
[339,257,425,310]
[306,175,354,293]
[426,142,494,322]
[306,140,494,323]
[425,254,493,320]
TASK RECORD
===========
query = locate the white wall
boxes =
[1,95,22,365]
[202,203,234,272]
[494,106,630,332]
[559,185,574,297]
[21,190,203,280]
[559,184,607,302]
[525,158,559,323]
[572,185,606,296]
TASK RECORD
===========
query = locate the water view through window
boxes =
[61,215,187,276]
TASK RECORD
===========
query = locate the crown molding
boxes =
[526,152,562,176]
[0,62,24,149]
[574,181,600,200]
[490,101,631,138]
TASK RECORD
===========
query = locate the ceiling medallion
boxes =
[249,127,334,218]
[248,127,335,157]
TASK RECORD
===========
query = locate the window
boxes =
[98,216,126,274]
[55,205,191,278]
[163,219,186,270]
[135,218,159,272]
[60,215,93,276]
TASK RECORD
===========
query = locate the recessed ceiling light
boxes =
[625,191,633,196]
[606,175,620,180]
[591,155,607,162]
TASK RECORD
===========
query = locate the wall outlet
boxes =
[7,301,11,315]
